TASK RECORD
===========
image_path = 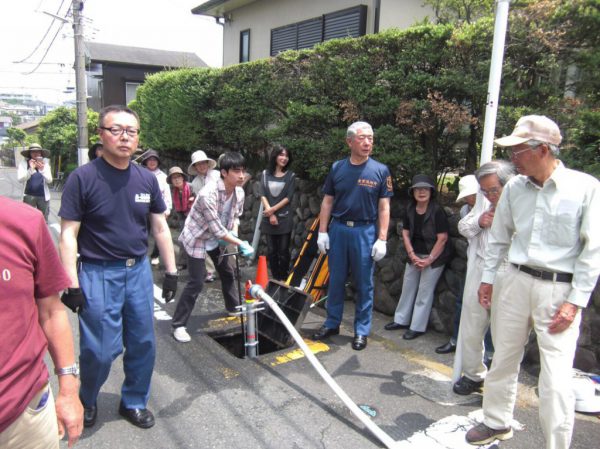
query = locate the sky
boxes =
[0,0,223,104]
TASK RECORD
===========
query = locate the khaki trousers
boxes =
[455,258,506,382]
[0,384,58,449]
[483,265,580,449]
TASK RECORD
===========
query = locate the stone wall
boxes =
[239,175,600,373]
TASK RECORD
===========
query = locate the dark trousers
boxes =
[172,248,238,328]
[23,194,49,223]
[266,233,291,281]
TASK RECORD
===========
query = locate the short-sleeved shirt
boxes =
[59,157,166,260]
[322,157,393,221]
[0,197,71,433]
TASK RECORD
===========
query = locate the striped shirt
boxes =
[179,178,244,259]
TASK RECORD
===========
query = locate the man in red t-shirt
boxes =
[0,196,83,448]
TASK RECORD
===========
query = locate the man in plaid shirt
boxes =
[171,152,254,343]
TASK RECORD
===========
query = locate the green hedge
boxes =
[134,0,600,183]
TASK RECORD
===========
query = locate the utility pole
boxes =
[72,0,88,166]
[479,0,511,165]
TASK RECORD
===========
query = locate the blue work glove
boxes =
[238,240,255,258]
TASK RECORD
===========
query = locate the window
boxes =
[270,5,367,56]
[125,82,141,105]
[240,29,250,63]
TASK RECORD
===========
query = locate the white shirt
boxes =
[482,162,600,307]
[458,192,492,262]
[150,168,172,214]
[191,170,220,196]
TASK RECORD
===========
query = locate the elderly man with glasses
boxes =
[452,160,515,396]
[465,116,600,449]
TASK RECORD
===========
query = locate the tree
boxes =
[37,107,99,174]
[6,127,26,148]
[424,0,495,24]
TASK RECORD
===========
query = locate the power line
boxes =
[14,0,68,64]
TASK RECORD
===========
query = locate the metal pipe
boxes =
[244,299,258,358]
[249,284,399,449]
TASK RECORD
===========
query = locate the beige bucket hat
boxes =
[188,150,217,175]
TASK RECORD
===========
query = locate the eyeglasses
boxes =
[508,146,533,158]
[100,126,140,137]
[480,186,501,197]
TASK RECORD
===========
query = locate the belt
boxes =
[512,264,572,283]
[334,218,375,227]
[80,255,145,267]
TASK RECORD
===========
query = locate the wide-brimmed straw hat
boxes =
[21,143,50,159]
[494,115,562,147]
[188,150,217,175]
[456,175,479,202]
[167,166,187,184]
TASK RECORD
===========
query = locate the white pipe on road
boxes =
[249,284,400,449]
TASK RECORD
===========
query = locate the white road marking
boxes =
[394,410,523,448]
[153,283,172,320]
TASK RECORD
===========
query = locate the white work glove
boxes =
[371,239,387,262]
[317,232,330,254]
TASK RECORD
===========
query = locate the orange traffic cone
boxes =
[255,255,269,290]
[245,255,270,299]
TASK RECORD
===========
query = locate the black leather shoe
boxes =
[403,329,424,340]
[83,404,97,428]
[118,403,155,429]
[352,335,367,351]
[384,322,409,331]
[435,340,457,354]
[453,376,484,395]
[311,325,340,340]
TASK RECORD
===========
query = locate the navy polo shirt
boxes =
[59,158,166,260]
[322,157,393,222]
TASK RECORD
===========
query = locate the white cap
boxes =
[456,175,478,202]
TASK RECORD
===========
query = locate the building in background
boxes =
[192,0,431,66]
[85,42,208,111]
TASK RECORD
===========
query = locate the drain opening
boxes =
[210,330,291,358]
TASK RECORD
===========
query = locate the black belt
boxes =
[512,264,572,283]
[80,255,145,267]
[334,218,375,227]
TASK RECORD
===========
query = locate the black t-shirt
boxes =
[59,158,166,259]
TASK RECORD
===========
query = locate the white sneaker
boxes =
[173,327,191,343]
[151,257,160,266]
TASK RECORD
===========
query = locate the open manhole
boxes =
[208,280,313,359]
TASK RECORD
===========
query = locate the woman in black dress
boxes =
[259,145,296,281]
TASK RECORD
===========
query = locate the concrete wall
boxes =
[221,0,431,66]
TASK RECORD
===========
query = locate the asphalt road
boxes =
[1,166,597,449]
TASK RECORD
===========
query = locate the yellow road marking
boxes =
[208,316,241,328]
[270,339,330,366]
[219,367,240,379]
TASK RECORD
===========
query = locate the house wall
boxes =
[221,0,431,66]
[87,64,164,111]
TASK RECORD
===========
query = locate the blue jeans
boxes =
[324,220,375,336]
[78,257,155,409]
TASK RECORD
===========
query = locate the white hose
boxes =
[249,284,399,449]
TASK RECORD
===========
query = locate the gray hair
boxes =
[475,160,516,186]
[527,139,560,157]
[347,121,373,139]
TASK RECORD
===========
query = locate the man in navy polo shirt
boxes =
[59,105,178,430]
[312,121,393,351]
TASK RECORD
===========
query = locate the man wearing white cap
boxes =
[435,175,478,354]
[466,116,600,449]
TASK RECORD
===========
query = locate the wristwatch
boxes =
[55,363,80,378]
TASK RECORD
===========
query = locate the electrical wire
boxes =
[14,0,68,64]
